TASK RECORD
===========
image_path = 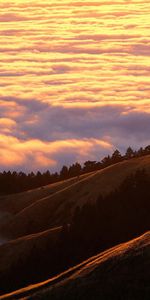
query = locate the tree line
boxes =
[0,145,150,195]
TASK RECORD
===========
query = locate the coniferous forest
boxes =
[0,145,150,195]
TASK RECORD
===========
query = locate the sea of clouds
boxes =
[0,0,150,171]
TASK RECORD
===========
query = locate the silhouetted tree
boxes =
[60,165,69,180]
[136,147,144,157]
[111,149,122,163]
[144,145,150,155]
[125,147,135,159]
[83,161,97,173]
[68,163,82,177]
[101,155,111,167]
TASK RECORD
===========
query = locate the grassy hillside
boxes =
[0,226,61,274]
[1,155,150,239]
[31,232,150,300]
[0,155,150,296]
[1,232,149,300]
[0,172,92,228]
[0,226,63,296]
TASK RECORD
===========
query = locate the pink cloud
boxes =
[0,0,150,171]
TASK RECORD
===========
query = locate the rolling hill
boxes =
[1,231,149,300]
[0,226,62,295]
[0,171,92,234]
[0,155,150,296]
[0,172,91,217]
[1,155,150,239]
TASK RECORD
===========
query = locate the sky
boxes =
[0,0,150,172]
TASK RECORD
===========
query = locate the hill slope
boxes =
[2,155,150,239]
[0,226,61,275]
[0,172,91,216]
[0,172,92,231]
[1,232,149,300]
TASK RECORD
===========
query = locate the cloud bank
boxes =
[0,0,150,171]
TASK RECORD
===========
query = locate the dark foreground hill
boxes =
[1,232,150,300]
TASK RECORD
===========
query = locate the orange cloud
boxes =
[0,134,113,170]
[0,0,150,170]
[0,118,16,127]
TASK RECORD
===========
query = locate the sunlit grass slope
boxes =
[0,172,91,227]
[1,231,149,300]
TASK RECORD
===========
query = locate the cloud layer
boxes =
[0,0,150,171]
